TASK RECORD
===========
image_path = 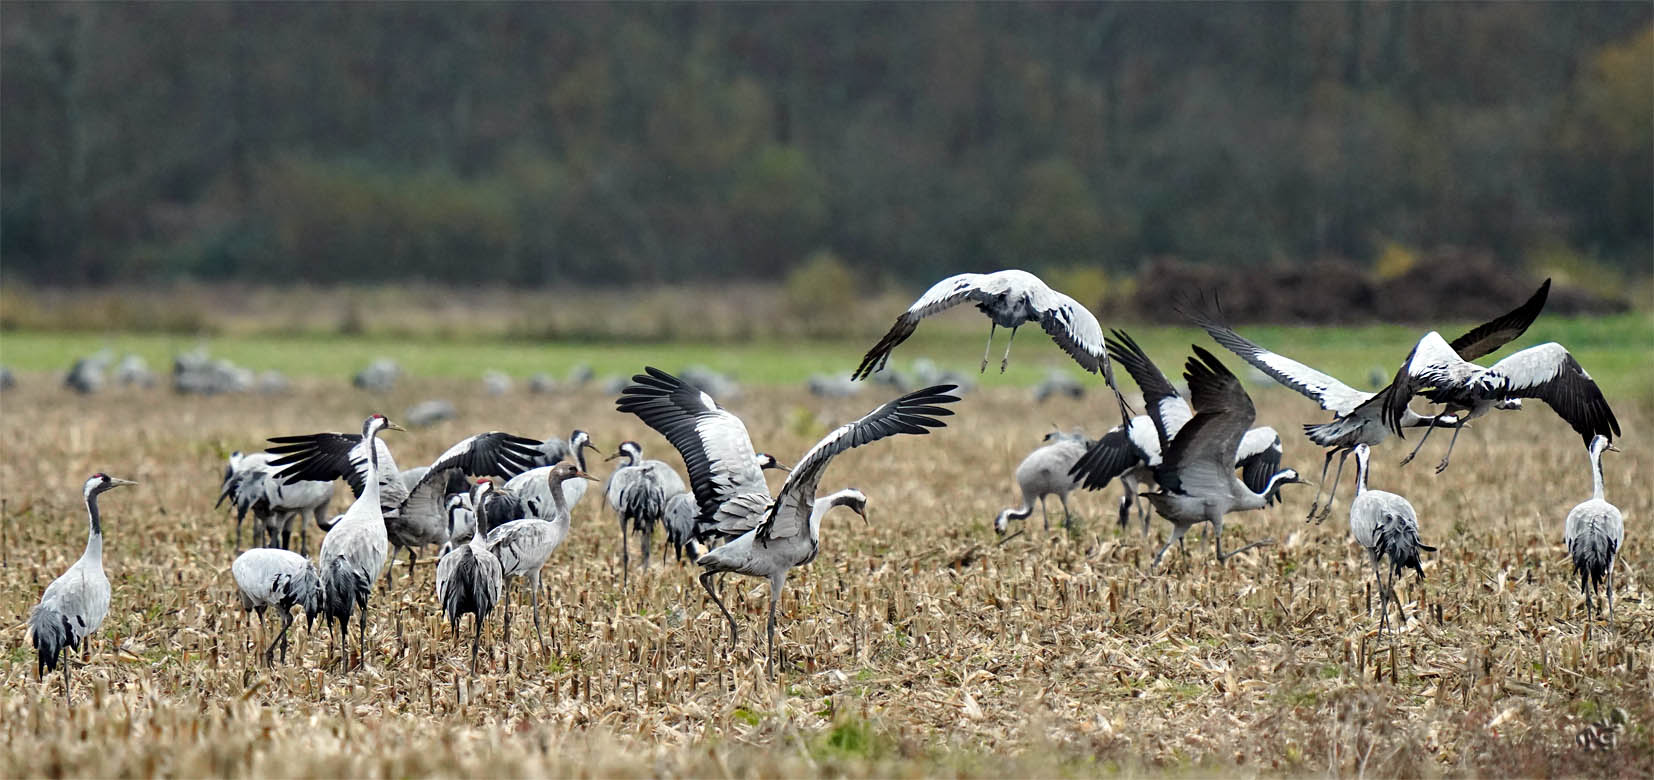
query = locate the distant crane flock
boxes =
[26,269,1627,695]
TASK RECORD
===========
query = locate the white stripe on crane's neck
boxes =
[361,417,385,511]
[1353,445,1370,496]
[1588,436,1608,502]
[83,485,105,561]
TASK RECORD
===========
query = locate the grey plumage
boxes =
[995,430,1090,534]
[231,548,323,666]
[486,463,596,653]
[218,451,335,553]
[1348,444,1435,631]
[311,415,400,671]
[1565,435,1623,625]
[618,366,960,675]
[436,482,505,673]
[30,473,135,696]
[603,440,688,583]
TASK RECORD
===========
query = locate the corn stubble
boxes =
[1,380,1649,776]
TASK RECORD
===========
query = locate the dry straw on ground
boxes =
[1,379,1649,776]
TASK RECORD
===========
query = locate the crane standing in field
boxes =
[218,451,335,553]
[851,269,1130,423]
[617,366,960,675]
[437,480,505,673]
[231,548,323,666]
[1348,444,1436,631]
[486,463,598,653]
[1184,279,1549,522]
[1565,435,1623,626]
[30,473,136,699]
[994,430,1092,535]
[295,414,400,671]
[603,440,688,584]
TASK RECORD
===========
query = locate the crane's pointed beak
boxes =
[1607,443,1621,453]
[575,470,599,482]
[856,507,869,524]
[581,440,601,455]
[775,462,792,473]
[110,478,138,488]
[604,451,621,462]
[385,421,406,432]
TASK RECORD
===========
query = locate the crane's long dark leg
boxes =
[501,578,512,645]
[530,570,547,656]
[641,523,654,570]
[1039,496,1050,531]
[1372,556,1390,633]
[382,548,398,592]
[1305,450,1336,521]
[1607,564,1615,624]
[267,611,292,667]
[1059,493,1075,530]
[1398,421,1439,467]
[471,613,482,675]
[766,573,786,677]
[1316,450,1352,524]
[999,326,1019,373]
[1433,419,1467,475]
[620,517,631,588]
[699,571,738,651]
[1213,514,1275,563]
[1116,491,1131,531]
[356,607,368,671]
[406,548,418,585]
[1150,525,1190,572]
[980,323,997,373]
[1580,571,1593,624]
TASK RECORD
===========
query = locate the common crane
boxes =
[1348,444,1436,631]
[1070,332,1287,539]
[994,430,1091,535]
[1565,435,1623,625]
[286,414,399,671]
[850,269,1129,420]
[269,428,540,588]
[1381,333,1620,474]
[486,463,597,653]
[603,440,688,584]
[661,453,790,561]
[1073,340,1301,570]
[230,548,323,666]
[30,473,135,698]
[616,366,959,675]
[218,451,334,553]
[436,480,505,673]
[1186,280,1549,519]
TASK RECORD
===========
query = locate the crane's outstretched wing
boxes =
[267,432,402,497]
[1448,278,1550,361]
[1107,330,1192,449]
[1477,344,1620,444]
[402,432,543,529]
[1157,347,1255,497]
[1183,308,1369,416]
[1026,283,1109,374]
[616,366,770,531]
[1069,425,1141,490]
[851,274,989,380]
[758,384,960,541]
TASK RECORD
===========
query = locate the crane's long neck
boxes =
[1589,445,1605,502]
[83,491,104,561]
[361,425,384,511]
[1354,449,1370,496]
[549,477,574,528]
[574,447,588,473]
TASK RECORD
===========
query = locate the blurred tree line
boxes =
[2,3,1648,287]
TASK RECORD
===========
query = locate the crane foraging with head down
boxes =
[1565,435,1623,627]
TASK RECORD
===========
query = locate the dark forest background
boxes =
[2,3,1649,289]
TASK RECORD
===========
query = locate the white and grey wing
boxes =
[426,431,545,481]
[1479,344,1621,445]
[760,384,961,541]
[1185,308,1368,414]
[1380,331,1464,436]
[1026,283,1109,374]
[615,367,768,521]
[850,273,988,380]
[1069,425,1140,491]
[1106,330,1190,446]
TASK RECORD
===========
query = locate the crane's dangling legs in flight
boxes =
[980,324,997,373]
[999,327,1020,373]
[1308,450,1351,524]
[1432,419,1468,474]
[1398,420,1441,467]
